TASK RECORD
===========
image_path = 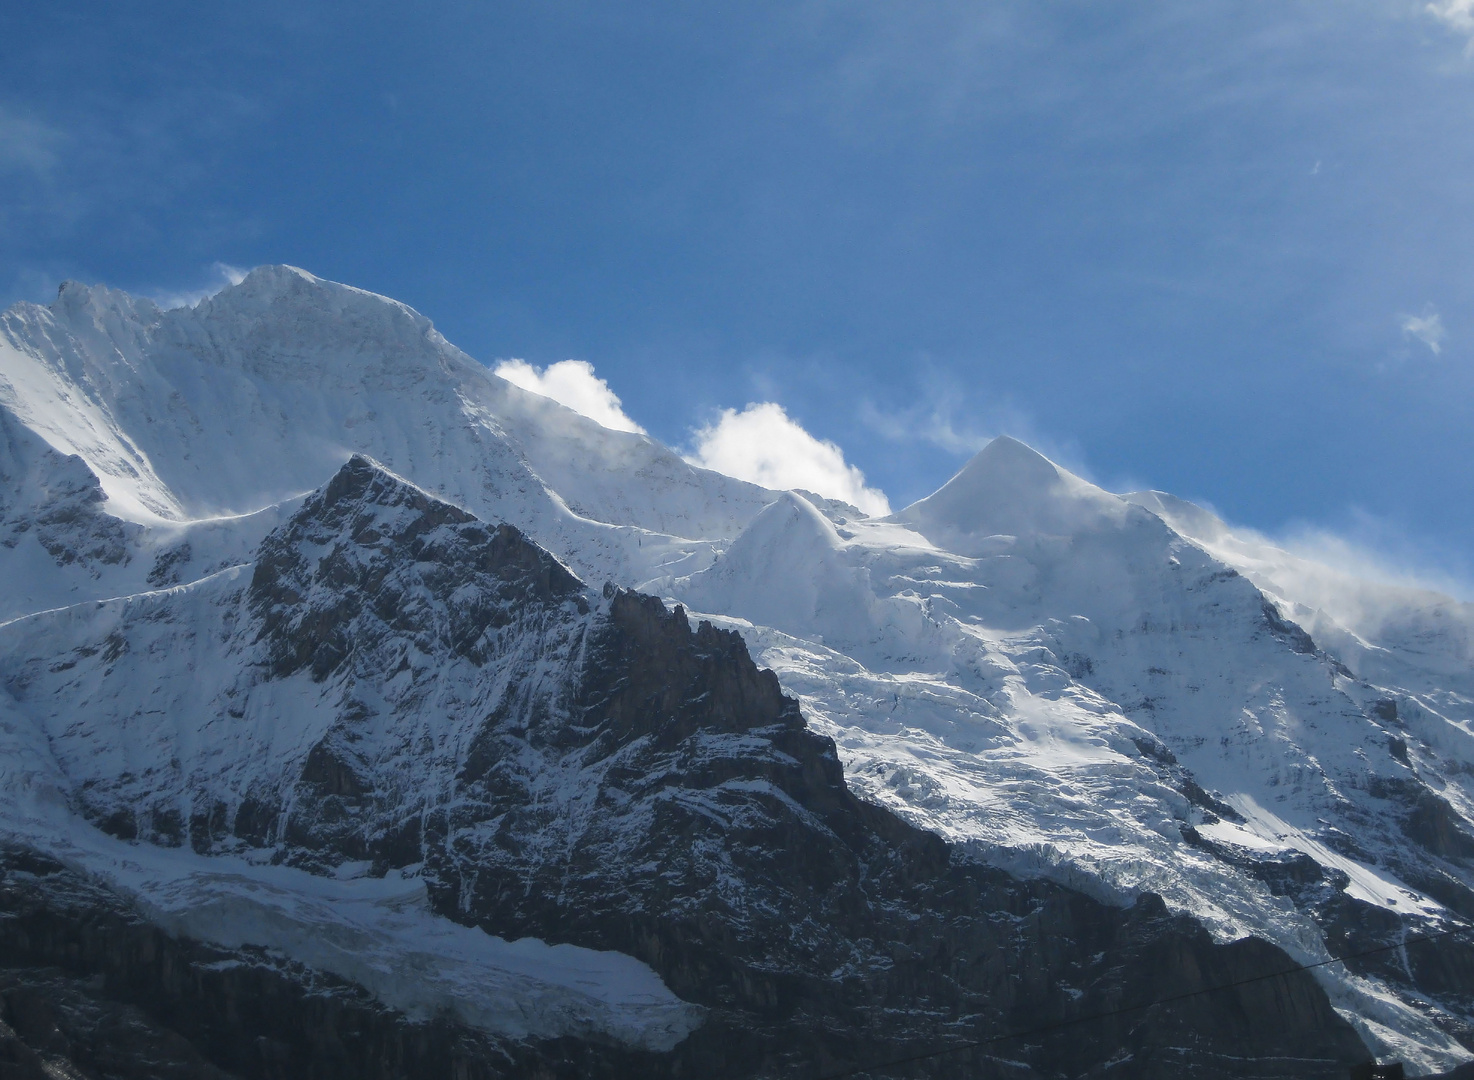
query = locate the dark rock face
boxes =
[1134,737,1244,825]
[249,454,584,683]
[428,586,1366,1078]
[238,454,589,869]
[148,541,194,588]
[1187,820,1474,1054]
[0,458,1374,1078]
[1261,601,1319,656]
[1311,888,1474,1052]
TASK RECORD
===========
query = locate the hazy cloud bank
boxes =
[1274,512,1474,605]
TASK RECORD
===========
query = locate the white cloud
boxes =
[685,402,891,516]
[1400,305,1447,356]
[151,262,248,310]
[493,358,646,434]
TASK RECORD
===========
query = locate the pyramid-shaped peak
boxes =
[689,491,851,598]
[960,434,1066,486]
[896,435,1126,549]
[907,434,1097,518]
[691,491,847,587]
[268,454,586,602]
[680,488,871,642]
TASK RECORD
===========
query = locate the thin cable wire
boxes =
[815,920,1473,1079]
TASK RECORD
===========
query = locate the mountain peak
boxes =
[958,434,1063,489]
[194,264,436,341]
[251,454,584,681]
[895,434,1126,548]
[228,263,321,298]
[304,453,481,535]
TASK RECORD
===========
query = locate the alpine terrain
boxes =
[1,266,1472,1077]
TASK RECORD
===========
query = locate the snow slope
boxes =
[675,439,1474,1071]
[1127,488,1474,700]
[0,266,771,618]
[4,270,1474,1070]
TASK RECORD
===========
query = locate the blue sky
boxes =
[4,1,1473,585]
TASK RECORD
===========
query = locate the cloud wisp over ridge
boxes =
[493,359,646,434]
[685,402,892,516]
[150,262,247,311]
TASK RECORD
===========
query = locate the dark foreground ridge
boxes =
[1,457,1372,1078]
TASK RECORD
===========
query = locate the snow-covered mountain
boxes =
[2,266,1472,1076]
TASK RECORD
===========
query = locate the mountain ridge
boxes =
[0,454,1374,1077]
[3,268,1474,1072]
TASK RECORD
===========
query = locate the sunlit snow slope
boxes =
[4,268,1474,1071]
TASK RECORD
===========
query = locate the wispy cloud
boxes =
[150,262,248,310]
[796,0,1020,142]
[493,358,646,434]
[1137,498,1474,655]
[1400,304,1447,356]
[860,397,993,457]
[1276,513,1473,603]
[0,86,266,254]
[1427,0,1474,45]
[0,106,67,176]
[859,379,1096,482]
[685,402,891,516]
